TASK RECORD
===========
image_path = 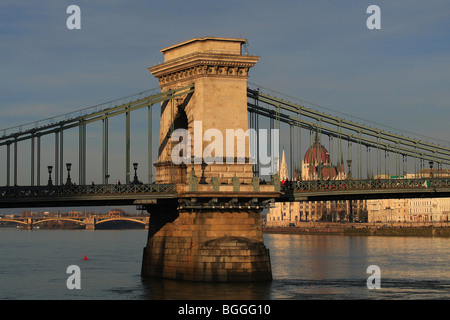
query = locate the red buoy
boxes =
[83,255,88,261]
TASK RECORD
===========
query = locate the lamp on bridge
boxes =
[66,163,72,185]
[47,166,53,186]
[429,161,434,178]
[346,160,352,180]
[133,162,139,184]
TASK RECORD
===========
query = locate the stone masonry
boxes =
[142,208,272,281]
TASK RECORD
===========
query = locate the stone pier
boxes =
[141,204,272,282]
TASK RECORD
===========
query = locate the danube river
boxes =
[0,228,449,300]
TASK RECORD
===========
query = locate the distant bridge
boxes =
[1,215,149,229]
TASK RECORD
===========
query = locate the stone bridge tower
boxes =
[149,37,259,184]
[141,37,275,282]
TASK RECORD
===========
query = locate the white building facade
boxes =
[368,197,450,223]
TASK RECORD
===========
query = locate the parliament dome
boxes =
[301,134,346,181]
[304,140,330,165]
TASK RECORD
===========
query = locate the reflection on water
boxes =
[136,233,450,300]
[267,234,373,281]
[263,233,450,299]
[1,229,449,299]
[140,278,273,300]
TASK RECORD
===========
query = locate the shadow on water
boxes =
[139,277,274,300]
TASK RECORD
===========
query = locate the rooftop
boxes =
[160,36,247,61]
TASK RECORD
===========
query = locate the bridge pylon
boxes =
[149,36,260,185]
[141,37,275,282]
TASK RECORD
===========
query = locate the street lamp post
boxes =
[133,163,139,184]
[347,160,352,180]
[429,161,434,178]
[47,166,53,186]
[66,163,72,185]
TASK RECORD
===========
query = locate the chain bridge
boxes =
[1,37,449,282]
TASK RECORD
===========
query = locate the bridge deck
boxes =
[0,178,449,208]
[284,178,450,201]
[0,184,177,208]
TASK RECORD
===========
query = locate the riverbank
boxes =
[262,222,450,237]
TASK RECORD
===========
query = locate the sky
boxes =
[0,1,449,211]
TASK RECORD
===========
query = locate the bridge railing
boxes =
[0,184,177,199]
[287,178,450,193]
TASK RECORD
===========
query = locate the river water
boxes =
[0,228,449,300]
